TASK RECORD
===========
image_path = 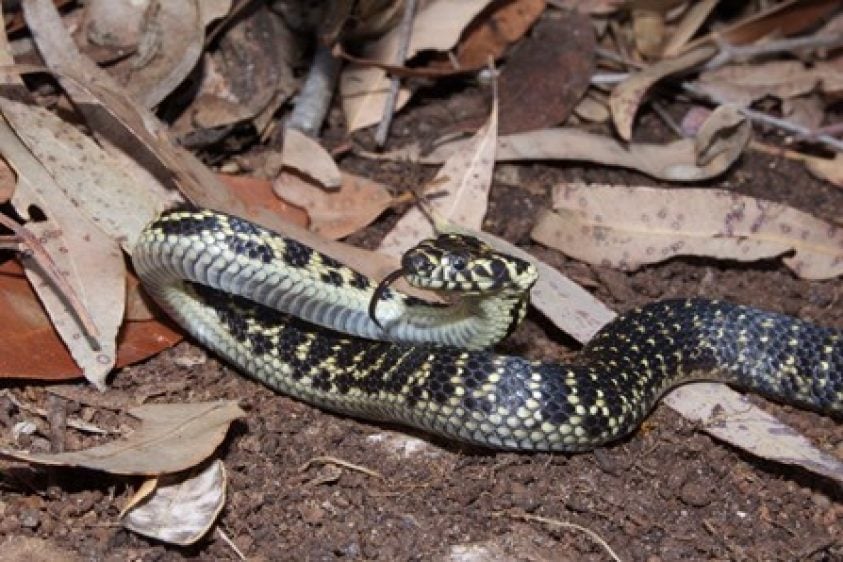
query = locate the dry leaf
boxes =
[280,128,342,189]
[276,171,394,239]
[398,106,749,182]
[0,401,245,475]
[85,0,228,108]
[661,0,719,57]
[423,0,545,73]
[0,156,15,203]
[0,261,181,379]
[378,83,498,256]
[681,0,842,54]
[0,98,161,250]
[663,384,843,485]
[122,460,227,545]
[340,0,492,131]
[805,153,843,188]
[697,61,821,107]
[531,183,843,280]
[0,119,123,389]
[610,44,716,140]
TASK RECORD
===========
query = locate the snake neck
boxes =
[388,289,530,350]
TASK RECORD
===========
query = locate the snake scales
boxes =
[133,209,843,451]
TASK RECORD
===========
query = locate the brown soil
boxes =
[1,89,842,561]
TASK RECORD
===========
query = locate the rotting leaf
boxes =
[0,401,245,475]
[696,61,822,108]
[122,460,227,546]
[531,183,843,280]
[610,44,717,141]
[378,77,498,257]
[276,171,394,240]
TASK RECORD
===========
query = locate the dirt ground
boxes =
[1,86,842,561]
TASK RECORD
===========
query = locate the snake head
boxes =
[401,234,537,294]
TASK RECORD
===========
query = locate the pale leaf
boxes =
[378,91,498,256]
[122,460,227,546]
[394,106,749,182]
[1,119,123,389]
[340,0,492,132]
[276,171,394,239]
[0,98,160,250]
[0,401,245,475]
[805,153,843,188]
[664,384,843,485]
[280,128,342,189]
[696,61,821,107]
[661,0,719,57]
[610,44,716,140]
[531,183,843,280]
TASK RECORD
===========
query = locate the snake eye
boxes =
[446,252,469,271]
[403,252,433,274]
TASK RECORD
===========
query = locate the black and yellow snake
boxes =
[133,209,843,451]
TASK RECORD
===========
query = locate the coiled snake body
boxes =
[133,210,843,451]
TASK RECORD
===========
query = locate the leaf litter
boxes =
[0,0,842,556]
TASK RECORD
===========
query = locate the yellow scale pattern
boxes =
[133,210,843,451]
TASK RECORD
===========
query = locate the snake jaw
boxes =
[369,268,406,330]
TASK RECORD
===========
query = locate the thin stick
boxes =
[374,0,417,147]
[300,456,383,479]
[705,33,843,71]
[510,512,623,562]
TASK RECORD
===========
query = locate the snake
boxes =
[133,209,843,451]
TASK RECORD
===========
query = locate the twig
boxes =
[216,528,247,561]
[509,512,623,562]
[374,0,416,147]
[0,390,109,435]
[705,33,843,71]
[300,455,383,479]
[287,42,342,137]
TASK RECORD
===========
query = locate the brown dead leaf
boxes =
[379,82,498,256]
[681,0,843,54]
[341,0,492,131]
[280,128,342,190]
[697,61,821,107]
[84,0,228,108]
[276,171,394,240]
[122,460,227,545]
[0,156,15,203]
[0,116,123,389]
[610,44,716,141]
[532,183,843,280]
[423,0,546,73]
[461,11,595,135]
[661,0,719,57]
[401,105,749,182]
[0,260,181,380]
[805,153,843,188]
[0,401,245,475]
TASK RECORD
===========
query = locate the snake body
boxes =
[133,210,843,451]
